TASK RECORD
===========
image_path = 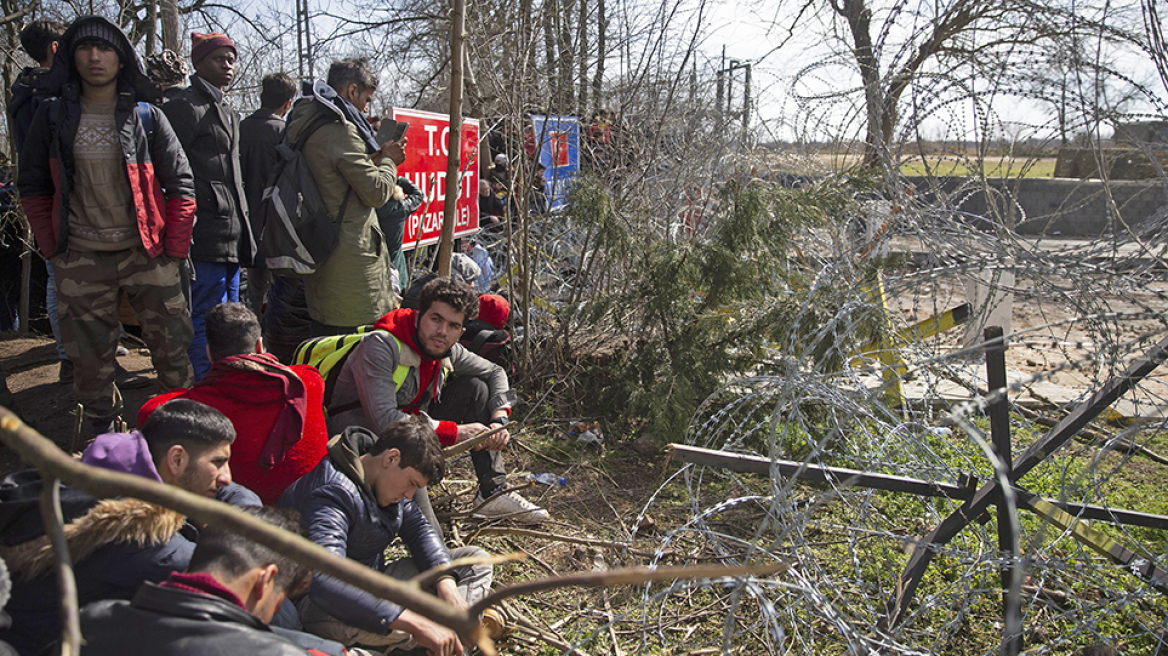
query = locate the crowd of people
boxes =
[1,14,550,656]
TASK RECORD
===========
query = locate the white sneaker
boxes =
[474,491,549,523]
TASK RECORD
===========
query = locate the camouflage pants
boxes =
[52,246,194,420]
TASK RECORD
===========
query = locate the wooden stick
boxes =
[472,526,673,558]
[443,423,509,458]
[469,561,790,617]
[411,552,526,589]
[41,478,80,656]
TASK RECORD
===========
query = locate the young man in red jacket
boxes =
[326,276,547,523]
[139,302,328,504]
[17,15,196,436]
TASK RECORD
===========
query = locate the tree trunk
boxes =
[543,0,557,109]
[160,0,180,52]
[577,0,589,115]
[558,0,575,112]
[438,0,467,278]
[520,0,535,85]
[145,0,158,54]
[836,0,884,166]
[591,0,605,111]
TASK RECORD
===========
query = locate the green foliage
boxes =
[570,175,879,443]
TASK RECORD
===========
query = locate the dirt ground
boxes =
[0,334,164,469]
[881,268,1168,415]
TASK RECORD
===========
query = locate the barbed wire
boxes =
[585,167,1168,654]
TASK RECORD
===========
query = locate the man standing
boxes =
[79,507,332,656]
[280,418,492,654]
[8,19,68,382]
[139,302,329,504]
[285,58,404,334]
[17,15,196,435]
[164,31,250,381]
[10,19,162,391]
[240,72,296,319]
[327,276,547,522]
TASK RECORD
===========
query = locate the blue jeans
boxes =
[47,265,67,360]
[187,260,240,381]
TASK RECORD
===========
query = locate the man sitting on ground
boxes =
[327,276,546,523]
[280,417,492,655]
[139,302,328,504]
[79,506,333,656]
[0,399,256,656]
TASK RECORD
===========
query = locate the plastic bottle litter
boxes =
[571,421,604,444]
[927,427,954,437]
[528,472,567,486]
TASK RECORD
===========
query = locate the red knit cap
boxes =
[477,294,510,330]
[190,32,235,63]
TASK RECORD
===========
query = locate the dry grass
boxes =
[799,152,1059,178]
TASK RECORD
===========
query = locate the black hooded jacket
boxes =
[163,73,252,264]
[16,15,196,260]
[0,470,195,656]
[80,584,315,656]
[7,66,53,156]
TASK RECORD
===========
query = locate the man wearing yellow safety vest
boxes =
[323,276,548,525]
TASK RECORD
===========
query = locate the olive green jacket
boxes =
[286,100,398,328]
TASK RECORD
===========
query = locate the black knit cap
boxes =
[68,16,128,62]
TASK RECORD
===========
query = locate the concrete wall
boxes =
[1053,147,1168,179]
[904,176,1168,236]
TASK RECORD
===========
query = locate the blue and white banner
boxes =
[530,115,579,211]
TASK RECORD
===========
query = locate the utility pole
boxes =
[716,47,724,126]
[718,56,752,135]
[296,0,313,80]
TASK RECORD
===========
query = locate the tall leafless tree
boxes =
[779,0,1157,166]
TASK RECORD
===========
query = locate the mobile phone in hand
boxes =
[376,119,398,145]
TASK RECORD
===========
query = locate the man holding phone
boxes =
[284,58,409,335]
[376,118,410,146]
[374,118,418,292]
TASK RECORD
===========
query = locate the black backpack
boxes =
[460,319,513,373]
[258,114,352,278]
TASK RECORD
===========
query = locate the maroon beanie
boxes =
[190,31,235,63]
[478,294,510,330]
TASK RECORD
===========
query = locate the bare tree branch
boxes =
[0,0,41,27]
[468,561,790,617]
[40,478,80,656]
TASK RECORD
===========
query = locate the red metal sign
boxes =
[391,109,480,250]
[551,131,570,166]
